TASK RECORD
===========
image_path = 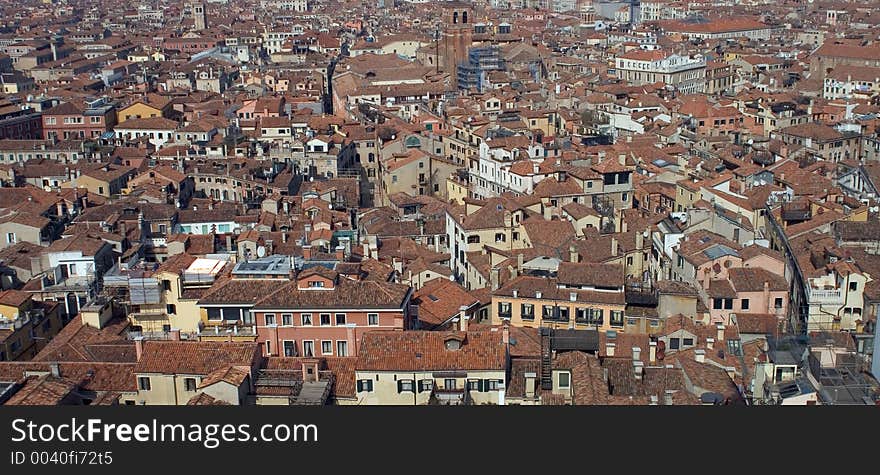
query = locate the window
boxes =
[444,378,456,390]
[356,379,374,392]
[521,304,534,320]
[335,313,346,325]
[713,298,723,310]
[265,340,272,355]
[558,371,571,389]
[467,235,480,244]
[495,233,506,242]
[498,302,511,318]
[397,379,415,393]
[610,311,624,326]
[724,299,733,310]
[320,314,331,326]
[162,279,172,291]
[138,377,151,391]
[677,256,684,267]
[166,304,176,315]
[683,338,694,347]
[282,314,292,326]
[337,341,348,357]
[774,298,783,309]
[309,281,325,288]
[321,340,333,355]
[283,340,296,357]
[669,338,680,350]
[850,281,858,291]
[741,299,750,310]
[418,379,433,392]
[301,314,313,326]
[6,232,15,244]
[184,378,197,391]
[265,314,276,325]
[302,341,315,357]
[368,313,379,326]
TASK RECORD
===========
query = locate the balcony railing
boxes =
[807,287,844,305]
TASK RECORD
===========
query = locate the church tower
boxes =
[441,2,474,78]
[193,2,207,31]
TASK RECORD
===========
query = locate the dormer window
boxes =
[444,334,465,350]
[309,280,324,288]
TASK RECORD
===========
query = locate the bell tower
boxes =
[441,2,474,77]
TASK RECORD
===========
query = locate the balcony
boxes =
[807,287,844,305]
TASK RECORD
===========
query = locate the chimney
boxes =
[135,337,144,361]
[512,289,518,298]
[706,337,714,350]
[570,292,577,302]
[569,244,578,263]
[302,245,312,260]
[490,267,500,291]
[611,237,618,257]
[664,390,674,406]
[225,234,232,252]
[535,291,542,299]
[632,346,641,361]
[393,315,404,329]
[49,362,61,378]
[703,269,710,290]
[636,230,645,250]
[169,329,181,341]
[605,342,616,357]
[524,372,537,399]
[334,245,345,262]
[621,220,628,233]
[763,281,771,313]
[649,341,657,363]
[695,349,706,363]
[517,253,524,271]
[502,321,510,345]
[458,305,469,331]
[282,232,288,243]
[633,360,644,380]
[716,323,725,342]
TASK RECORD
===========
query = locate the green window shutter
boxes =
[356,380,363,392]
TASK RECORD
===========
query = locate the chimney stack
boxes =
[302,245,312,260]
[517,253,524,271]
[649,341,657,363]
[490,267,500,291]
[458,305,469,331]
[135,337,144,361]
[611,237,618,257]
[633,360,644,380]
[49,362,61,378]
[707,337,714,350]
[716,323,725,342]
[569,244,578,263]
[632,346,641,361]
[502,321,510,345]
[763,281,771,313]
[169,329,181,341]
[335,245,345,262]
[695,349,706,363]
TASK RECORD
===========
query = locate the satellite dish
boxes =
[256,246,266,258]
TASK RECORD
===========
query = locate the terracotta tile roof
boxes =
[557,262,624,288]
[357,331,506,372]
[256,279,411,310]
[186,393,232,405]
[728,267,788,292]
[4,375,77,405]
[134,341,260,376]
[413,278,479,328]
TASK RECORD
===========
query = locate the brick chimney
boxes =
[569,244,578,263]
[763,281,771,313]
[302,245,312,260]
[649,341,657,363]
[458,305,469,331]
[334,245,345,262]
[169,329,181,341]
[502,320,510,345]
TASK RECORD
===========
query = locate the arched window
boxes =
[453,11,458,24]
[462,11,468,24]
